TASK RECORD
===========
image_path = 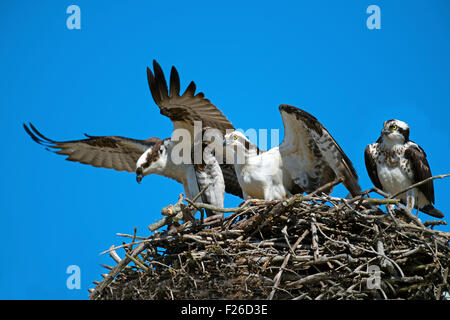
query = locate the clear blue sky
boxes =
[1,1,449,299]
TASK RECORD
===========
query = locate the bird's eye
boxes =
[233,135,238,140]
[392,125,398,130]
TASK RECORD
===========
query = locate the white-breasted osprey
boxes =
[24,60,243,216]
[364,119,444,218]
[223,104,361,200]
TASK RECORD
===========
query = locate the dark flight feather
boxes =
[147,60,235,134]
[279,104,361,197]
[24,123,158,173]
[364,145,383,190]
[404,143,435,204]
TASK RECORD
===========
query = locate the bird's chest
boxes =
[236,156,281,199]
[376,149,400,168]
[374,146,410,172]
[374,148,413,195]
[377,163,411,193]
[238,163,266,192]
[237,173,264,200]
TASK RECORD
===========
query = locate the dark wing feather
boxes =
[404,143,435,204]
[147,60,235,135]
[279,104,361,197]
[24,123,159,173]
[220,163,244,198]
[148,60,243,198]
[364,144,383,190]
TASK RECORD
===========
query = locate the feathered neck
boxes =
[380,135,406,153]
[153,141,190,184]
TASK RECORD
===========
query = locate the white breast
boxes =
[377,163,412,199]
[235,148,288,200]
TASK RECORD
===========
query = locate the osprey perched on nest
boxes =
[364,119,444,218]
[223,104,361,200]
[24,60,243,216]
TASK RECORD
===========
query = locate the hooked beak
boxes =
[136,167,143,184]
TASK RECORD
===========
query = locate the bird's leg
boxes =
[406,188,415,214]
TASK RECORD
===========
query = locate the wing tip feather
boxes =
[169,66,181,97]
[23,122,57,147]
[183,81,196,97]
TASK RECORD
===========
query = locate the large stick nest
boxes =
[89,185,449,300]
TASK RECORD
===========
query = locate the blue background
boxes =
[1,0,449,299]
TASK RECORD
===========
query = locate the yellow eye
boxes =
[233,135,238,140]
[392,125,397,130]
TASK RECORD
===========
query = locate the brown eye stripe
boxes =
[143,139,167,168]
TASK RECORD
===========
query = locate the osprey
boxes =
[364,119,444,218]
[24,60,243,216]
[223,104,361,200]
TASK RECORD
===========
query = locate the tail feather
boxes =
[420,205,444,219]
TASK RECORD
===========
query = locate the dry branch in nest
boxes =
[89,177,450,300]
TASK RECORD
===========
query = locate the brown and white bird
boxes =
[223,104,361,200]
[24,60,243,216]
[364,119,444,218]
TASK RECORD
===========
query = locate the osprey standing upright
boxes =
[364,119,444,218]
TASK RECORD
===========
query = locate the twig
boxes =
[268,230,309,300]
[116,233,147,240]
[423,220,447,228]
[90,240,148,300]
[109,245,121,263]
[365,199,400,205]
[91,184,449,300]
[125,252,149,273]
[148,194,186,231]
[191,183,211,203]
[184,201,245,213]
[389,174,450,199]
[311,217,320,262]
[306,178,343,196]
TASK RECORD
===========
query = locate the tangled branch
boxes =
[89,175,450,300]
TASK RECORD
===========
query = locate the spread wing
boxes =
[404,142,435,204]
[24,123,159,173]
[147,60,235,136]
[148,60,243,198]
[278,105,361,197]
[364,144,383,190]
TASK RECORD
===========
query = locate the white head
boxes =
[223,130,260,164]
[135,139,169,183]
[380,119,410,144]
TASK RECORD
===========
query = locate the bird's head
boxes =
[223,130,260,164]
[223,130,250,150]
[135,141,169,183]
[381,119,410,143]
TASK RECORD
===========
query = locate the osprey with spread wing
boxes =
[24,60,243,216]
[223,104,361,200]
